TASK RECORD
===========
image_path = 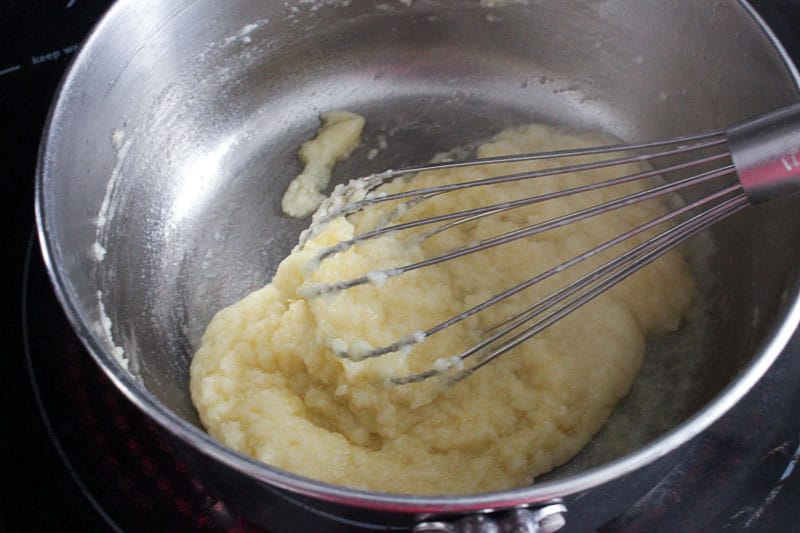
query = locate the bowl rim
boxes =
[35,0,800,516]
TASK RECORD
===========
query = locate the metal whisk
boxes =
[299,103,800,385]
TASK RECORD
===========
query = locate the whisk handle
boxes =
[727,102,800,204]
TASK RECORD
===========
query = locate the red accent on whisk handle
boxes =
[727,102,800,204]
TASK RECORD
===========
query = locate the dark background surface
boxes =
[2,1,800,532]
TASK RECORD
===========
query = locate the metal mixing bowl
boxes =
[36,0,800,530]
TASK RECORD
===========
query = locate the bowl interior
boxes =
[39,0,800,494]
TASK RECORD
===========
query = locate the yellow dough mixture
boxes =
[281,111,365,218]
[190,117,695,495]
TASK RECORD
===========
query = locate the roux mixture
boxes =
[190,117,694,494]
[281,111,364,218]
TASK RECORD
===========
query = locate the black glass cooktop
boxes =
[3,2,800,532]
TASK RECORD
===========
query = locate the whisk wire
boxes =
[375,131,727,180]
[459,194,750,380]
[310,135,728,230]
[480,184,745,338]
[333,166,739,363]
[391,190,750,385]
[316,151,732,261]
[306,164,737,298]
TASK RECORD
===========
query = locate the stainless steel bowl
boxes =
[36,1,800,530]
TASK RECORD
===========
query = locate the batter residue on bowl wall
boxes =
[189,114,695,495]
[281,111,364,218]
